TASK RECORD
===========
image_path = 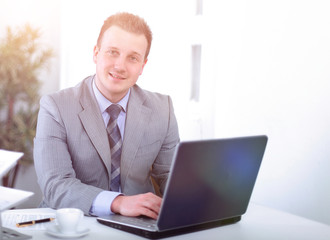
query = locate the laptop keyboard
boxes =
[107,215,157,229]
[127,216,157,228]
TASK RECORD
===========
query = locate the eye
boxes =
[107,49,119,56]
[129,55,140,63]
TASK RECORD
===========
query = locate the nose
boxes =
[113,55,126,72]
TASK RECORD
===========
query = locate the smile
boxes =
[109,72,125,80]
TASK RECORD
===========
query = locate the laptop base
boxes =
[97,216,241,239]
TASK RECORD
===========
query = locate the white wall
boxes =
[203,0,330,224]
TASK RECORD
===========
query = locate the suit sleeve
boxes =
[34,95,103,215]
[151,96,180,194]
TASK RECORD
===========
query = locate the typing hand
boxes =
[111,192,162,220]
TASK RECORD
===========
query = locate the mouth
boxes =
[109,72,125,80]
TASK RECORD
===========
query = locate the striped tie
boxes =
[106,104,122,192]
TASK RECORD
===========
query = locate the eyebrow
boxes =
[129,50,143,58]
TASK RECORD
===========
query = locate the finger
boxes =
[139,207,159,220]
[141,193,162,213]
[111,193,162,219]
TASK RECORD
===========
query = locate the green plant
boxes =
[0,24,53,166]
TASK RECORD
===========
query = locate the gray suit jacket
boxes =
[34,75,180,214]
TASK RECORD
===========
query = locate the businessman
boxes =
[34,12,180,220]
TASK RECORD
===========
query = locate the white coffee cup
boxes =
[56,208,83,234]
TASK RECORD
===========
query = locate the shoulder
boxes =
[40,76,93,107]
[131,84,172,108]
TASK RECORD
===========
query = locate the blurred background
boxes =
[0,0,329,225]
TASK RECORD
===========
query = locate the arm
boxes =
[151,95,180,194]
[34,95,103,215]
[111,95,180,219]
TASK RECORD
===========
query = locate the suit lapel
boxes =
[78,77,111,178]
[121,86,151,190]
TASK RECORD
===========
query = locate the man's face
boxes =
[93,25,148,103]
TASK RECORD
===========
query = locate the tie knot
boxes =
[106,104,122,121]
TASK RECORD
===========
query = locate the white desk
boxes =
[2,203,330,239]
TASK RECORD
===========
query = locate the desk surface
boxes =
[2,203,330,240]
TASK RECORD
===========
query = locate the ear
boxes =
[93,45,99,64]
[139,58,148,75]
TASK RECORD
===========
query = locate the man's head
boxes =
[97,12,152,60]
[93,12,152,103]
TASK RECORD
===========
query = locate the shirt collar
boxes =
[92,77,129,114]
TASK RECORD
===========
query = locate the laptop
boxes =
[97,135,268,239]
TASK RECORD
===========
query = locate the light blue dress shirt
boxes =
[89,79,130,216]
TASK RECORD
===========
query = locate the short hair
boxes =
[97,12,152,59]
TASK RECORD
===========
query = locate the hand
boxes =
[111,192,162,220]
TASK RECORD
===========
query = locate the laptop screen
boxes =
[157,135,268,231]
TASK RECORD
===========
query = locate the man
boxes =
[34,12,180,220]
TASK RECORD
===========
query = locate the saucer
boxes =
[46,224,90,238]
